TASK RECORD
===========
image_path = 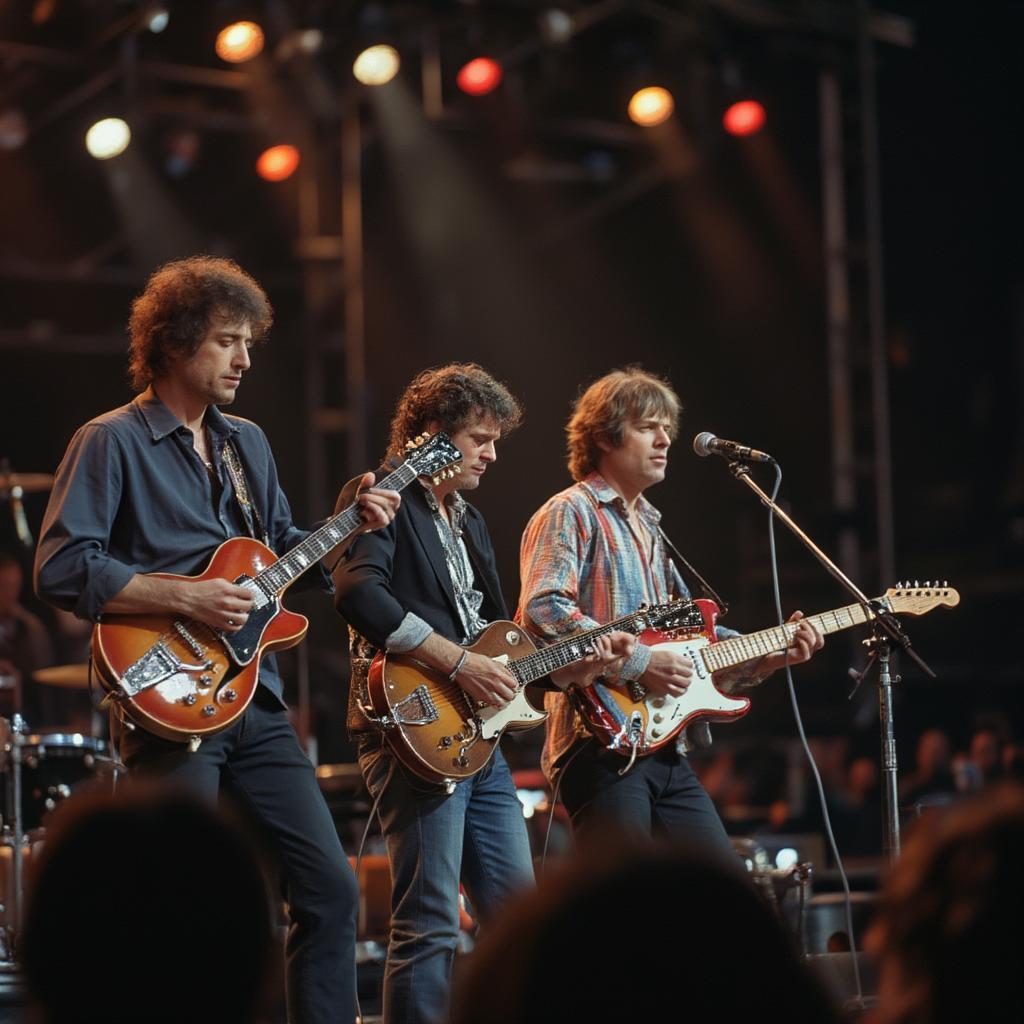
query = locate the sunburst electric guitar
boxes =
[367,600,705,785]
[572,583,960,762]
[92,432,463,746]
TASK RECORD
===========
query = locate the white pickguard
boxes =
[621,637,748,750]
[477,654,546,740]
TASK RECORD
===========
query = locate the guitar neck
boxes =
[253,462,418,596]
[700,599,882,673]
[508,611,658,685]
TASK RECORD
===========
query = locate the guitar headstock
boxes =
[881,581,960,616]
[639,599,705,632]
[404,432,463,485]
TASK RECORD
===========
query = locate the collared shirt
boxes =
[371,485,489,658]
[34,387,326,700]
[421,485,487,644]
[518,472,737,780]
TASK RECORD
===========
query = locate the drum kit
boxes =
[0,465,121,964]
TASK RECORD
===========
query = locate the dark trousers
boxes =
[558,739,739,866]
[117,688,358,1024]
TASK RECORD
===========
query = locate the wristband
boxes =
[448,650,468,682]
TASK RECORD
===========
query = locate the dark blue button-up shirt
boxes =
[34,388,328,700]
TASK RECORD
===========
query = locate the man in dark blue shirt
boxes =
[35,255,398,1024]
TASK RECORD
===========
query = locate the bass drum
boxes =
[17,733,114,832]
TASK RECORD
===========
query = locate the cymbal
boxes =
[0,472,54,495]
[33,664,91,689]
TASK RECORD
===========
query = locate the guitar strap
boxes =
[221,439,270,547]
[657,526,730,616]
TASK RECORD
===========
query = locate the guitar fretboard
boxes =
[253,463,418,595]
[508,611,663,685]
[700,600,882,673]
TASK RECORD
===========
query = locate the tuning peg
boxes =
[914,579,919,588]
[895,580,903,589]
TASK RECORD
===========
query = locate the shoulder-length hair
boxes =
[566,367,681,481]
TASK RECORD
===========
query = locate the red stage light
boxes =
[456,57,503,97]
[256,145,300,182]
[723,100,766,137]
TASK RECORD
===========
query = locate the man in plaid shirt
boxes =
[517,367,823,855]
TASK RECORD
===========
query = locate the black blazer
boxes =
[332,476,510,652]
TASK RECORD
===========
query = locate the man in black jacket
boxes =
[333,364,627,1024]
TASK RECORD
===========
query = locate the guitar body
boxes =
[92,537,308,742]
[572,600,750,756]
[368,620,548,785]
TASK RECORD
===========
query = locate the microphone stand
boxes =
[726,460,935,862]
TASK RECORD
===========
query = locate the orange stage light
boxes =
[256,144,300,182]
[627,86,674,127]
[216,21,265,63]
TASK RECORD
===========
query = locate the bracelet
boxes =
[448,650,468,682]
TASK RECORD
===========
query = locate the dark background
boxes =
[1,1,1021,767]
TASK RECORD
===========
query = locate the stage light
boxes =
[145,5,169,33]
[215,21,265,63]
[723,99,766,137]
[353,44,400,86]
[256,144,300,182]
[85,117,131,160]
[538,9,573,45]
[456,57,503,97]
[627,86,674,127]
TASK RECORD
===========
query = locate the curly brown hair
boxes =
[127,256,273,390]
[566,367,681,481]
[387,363,523,458]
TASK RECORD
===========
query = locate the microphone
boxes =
[693,432,775,464]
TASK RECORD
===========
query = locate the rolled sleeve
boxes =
[385,612,433,654]
[618,642,652,683]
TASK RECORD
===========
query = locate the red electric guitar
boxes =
[572,583,960,764]
[92,432,463,746]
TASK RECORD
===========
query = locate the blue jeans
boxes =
[558,739,738,866]
[358,736,534,1024]
[119,690,359,1024]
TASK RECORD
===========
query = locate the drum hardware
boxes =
[0,460,54,548]
[32,664,91,690]
[0,716,122,963]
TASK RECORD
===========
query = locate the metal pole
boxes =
[858,0,897,587]
[818,68,861,584]
[341,98,367,475]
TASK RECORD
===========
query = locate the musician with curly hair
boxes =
[34,255,398,1024]
[333,362,631,1024]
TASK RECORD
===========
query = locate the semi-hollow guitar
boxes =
[92,432,463,746]
[367,600,705,785]
[572,583,960,763]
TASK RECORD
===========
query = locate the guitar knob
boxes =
[438,736,453,749]
[651,697,665,708]
[201,705,216,717]
[198,675,212,687]
[455,755,470,768]
[653,714,663,724]
[651,728,662,738]
[222,689,238,702]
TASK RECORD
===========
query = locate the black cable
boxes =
[762,462,865,1006]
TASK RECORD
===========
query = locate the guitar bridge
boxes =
[391,685,440,726]
[118,640,207,696]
